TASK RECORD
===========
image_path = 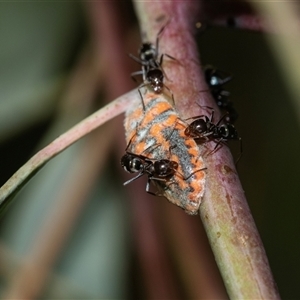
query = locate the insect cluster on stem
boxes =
[121,19,241,214]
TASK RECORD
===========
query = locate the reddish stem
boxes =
[132,1,280,299]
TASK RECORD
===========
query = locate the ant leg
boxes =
[165,125,176,141]
[216,113,230,126]
[159,53,164,66]
[194,135,211,144]
[194,104,215,119]
[184,114,210,122]
[158,54,181,82]
[221,75,233,85]
[142,143,162,156]
[210,67,233,85]
[145,178,155,195]
[171,166,207,182]
[184,167,207,180]
[195,105,231,126]
[196,104,214,111]
[137,87,146,112]
[164,53,182,66]
[157,54,172,82]
[163,84,175,106]
[214,139,225,152]
[146,178,165,197]
[197,141,211,157]
[123,171,145,186]
[207,139,226,157]
[163,179,177,191]
[128,53,145,65]
[155,18,171,50]
[125,133,137,152]
[131,70,144,84]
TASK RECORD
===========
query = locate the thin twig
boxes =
[0,87,138,211]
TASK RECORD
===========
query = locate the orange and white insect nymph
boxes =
[122,93,206,215]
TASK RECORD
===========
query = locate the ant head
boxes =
[121,154,144,173]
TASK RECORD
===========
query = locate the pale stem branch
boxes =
[0,88,138,209]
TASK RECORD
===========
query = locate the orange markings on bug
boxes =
[123,92,206,215]
[134,140,148,154]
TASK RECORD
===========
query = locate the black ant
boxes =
[129,20,176,79]
[136,68,175,109]
[129,25,163,76]
[121,141,179,195]
[129,21,177,109]
[184,108,242,162]
[204,66,238,124]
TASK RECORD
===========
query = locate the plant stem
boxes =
[133,1,280,298]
